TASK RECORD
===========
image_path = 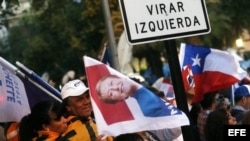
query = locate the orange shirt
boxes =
[64,116,113,141]
[6,122,19,141]
[33,130,60,141]
[33,130,77,141]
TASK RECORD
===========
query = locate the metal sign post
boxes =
[164,40,194,141]
[118,0,211,140]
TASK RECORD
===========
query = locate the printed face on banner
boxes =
[96,75,134,103]
[83,56,189,136]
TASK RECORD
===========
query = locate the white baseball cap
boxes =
[61,79,89,99]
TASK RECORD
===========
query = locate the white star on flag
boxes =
[191,54,201,66]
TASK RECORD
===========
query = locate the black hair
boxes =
[19,101,64,141]
[115,133,144,141]
[200,91,218,110]
[234,95,243,103]
[62,97,71,117]
[204,108,229,141]
[146,86,165,98]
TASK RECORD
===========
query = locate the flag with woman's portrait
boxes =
[83,56,189,137]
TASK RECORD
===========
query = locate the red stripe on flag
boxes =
[193,71,239,102]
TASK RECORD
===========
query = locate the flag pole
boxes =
[0,57,27,79]
[0,57,62,102]
[164,40,194,141]
[0,57,19,74]
[101,0,120,71]
[21,77,62,102]
[16,61,61,99]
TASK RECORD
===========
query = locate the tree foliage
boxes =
[5,0,107,87]
[201,0,250,48]
[2,0,250,87]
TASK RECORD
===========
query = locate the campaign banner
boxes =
[83,56,189,136]
[0,65,30,122]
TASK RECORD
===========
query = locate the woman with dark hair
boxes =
[204,108,237,141]
[18,101,74,141]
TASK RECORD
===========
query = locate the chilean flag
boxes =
[83,56,189,137]
[162,78,175,100]
[153,77,175,103]
[179,43,247,102]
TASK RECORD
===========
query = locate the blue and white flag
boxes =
[0,64,30,122]
[16,61,61,102]
[0,57,61,122]
[20,77,60,109]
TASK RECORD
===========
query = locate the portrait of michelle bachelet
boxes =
[83,56,190,137]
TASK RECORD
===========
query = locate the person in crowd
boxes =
[18,101,71,141]
[95,74,182,117]
[230,84,250,124]
[189,102,202,141]
[242,110,250,124]
[146,86,169,103]
[136,131,160,141]
[61,79,113,141]
[0,124,6,141]
[215,94,231,110]
[114,133,144,141]
[5,122,19,141]
[185,88,202,141]
[204,108,237,141]
[148,127,182,141]
[197,91,219,141]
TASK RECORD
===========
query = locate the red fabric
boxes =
[179,43,246,103]
[192,71,239,102]
[85,64,134,125]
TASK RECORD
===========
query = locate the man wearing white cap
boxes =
[61,79,113,141]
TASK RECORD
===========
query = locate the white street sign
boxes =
[119,0,211,45]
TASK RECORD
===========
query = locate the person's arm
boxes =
[96,134,114,141]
